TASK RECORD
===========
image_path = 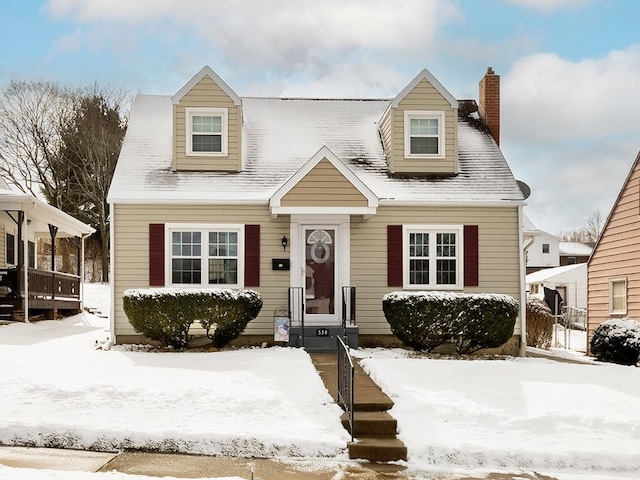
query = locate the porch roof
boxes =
[108,95,525,205]
[0,190,95,238]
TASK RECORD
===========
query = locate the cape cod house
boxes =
[108,66,528,353]
[0,178,95,321]
[588,151,640,352]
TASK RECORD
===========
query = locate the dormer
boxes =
[171,66,242,172]
[379,69,458,176]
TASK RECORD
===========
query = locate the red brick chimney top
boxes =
[479,67,500,145]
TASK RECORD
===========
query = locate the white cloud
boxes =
[45,0,460,71]
[502,44,640,145]
[503,0,593,13]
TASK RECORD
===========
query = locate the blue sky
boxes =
[1,0,639,235]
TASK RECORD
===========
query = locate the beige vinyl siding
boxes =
[173,76,242,172]
[378,108,394,171]
[350,205,521,335]
[112,204,290,339]
[588,159,640,342]
[390,78,458,175]
[112,203,521,341]
[280,159,368,207]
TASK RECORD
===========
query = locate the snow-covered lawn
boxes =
[0,283,639,479]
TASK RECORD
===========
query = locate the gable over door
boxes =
[280,158,369,207]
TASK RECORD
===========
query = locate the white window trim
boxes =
[165,223,244,288]
[186,107,228,157]
[609,277,627,315]
[402,224,463,290]
[404,110,446,159]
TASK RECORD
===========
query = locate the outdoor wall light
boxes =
[281,235,288,251]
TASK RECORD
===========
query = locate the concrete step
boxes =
[341,411,397,436]
[347,437,407,462]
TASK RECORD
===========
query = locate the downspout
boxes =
[109,200,115,343]
[79,233,87,311]
[518,205,535,357]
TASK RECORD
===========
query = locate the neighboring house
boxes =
[559,241,593,266]
[527,263,587,311]
[108,65,527,353]
[0,182,95,321]
[588,151,640,351]
[523,213,561,274]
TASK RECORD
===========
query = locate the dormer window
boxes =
[404,111,445,158]
[186,107,228,156]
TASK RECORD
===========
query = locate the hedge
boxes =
[590,318,640,366]
[526,296,554,349]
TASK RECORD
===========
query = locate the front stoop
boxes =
[309,353,407,463]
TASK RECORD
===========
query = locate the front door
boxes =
[304,227,337,323]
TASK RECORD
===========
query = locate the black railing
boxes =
[288,287,304,347]
[341,286,356,342]
[337,335,354,442]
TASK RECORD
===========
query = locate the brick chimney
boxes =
[479,67,500,145]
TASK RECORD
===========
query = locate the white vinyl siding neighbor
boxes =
[403,224,462,289]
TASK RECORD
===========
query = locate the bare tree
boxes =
[560,210,605,244]
[0,80,77,207]
[55,86,128,282]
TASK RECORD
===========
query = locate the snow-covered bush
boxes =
[526,296,554,349]
[382,291,518,353]
[590,318,640,366]
[452,294,519,354]
[382,291,459,351]
[123,288,263,349]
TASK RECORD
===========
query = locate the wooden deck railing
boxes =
[2,268,80,300]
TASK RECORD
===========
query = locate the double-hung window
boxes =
[404,225,462,289]
[404,111,445,158]
[169,225,242,287]
[186,107,228,156]
[609,278,627,315]
[6,233,14,265]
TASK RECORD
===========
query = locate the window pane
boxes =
[612,281,626,311]
[409,232,429,257]
[192,115,222,133]
[410,118,438,135]
[409,259,429,285]
[410,137,438,155]
[436,233,456,257]
[172,258,201,284]
[193,134,222,152]
[437,259,456,285]
[209,259,237,284]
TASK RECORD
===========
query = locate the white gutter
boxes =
[109,201,115,344]
[518,205,537,357]
[23,210,29,323]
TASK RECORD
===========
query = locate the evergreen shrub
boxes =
[452,294,519,354]
[123,288,263,349]
[382,291,518,353]
[526,296,554,349]
[590,318,640,366]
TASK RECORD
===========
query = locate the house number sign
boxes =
[316,328,330,337]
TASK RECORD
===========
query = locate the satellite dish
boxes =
[517,180,531,200]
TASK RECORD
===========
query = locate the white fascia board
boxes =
[109,197,269,205]
[271,206,377,216]
[378,199,527,207]
[270,145,378,209]
[171,65,242,106]
[391,68,458,109]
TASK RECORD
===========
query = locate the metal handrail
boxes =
[337,335,354,442]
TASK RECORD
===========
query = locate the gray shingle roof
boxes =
[108,95,524,204]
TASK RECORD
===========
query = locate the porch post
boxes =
[79,235,86,310]
[48,225,58,272]
[21,211,29,323]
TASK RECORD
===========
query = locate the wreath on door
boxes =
[310,239,331,263]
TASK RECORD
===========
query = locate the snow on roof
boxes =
[522,212,540,233]
[559,242,593,256]
[526,263,586,284]
[108,95,524,205]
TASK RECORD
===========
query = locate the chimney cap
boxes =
[486,67,495,75]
